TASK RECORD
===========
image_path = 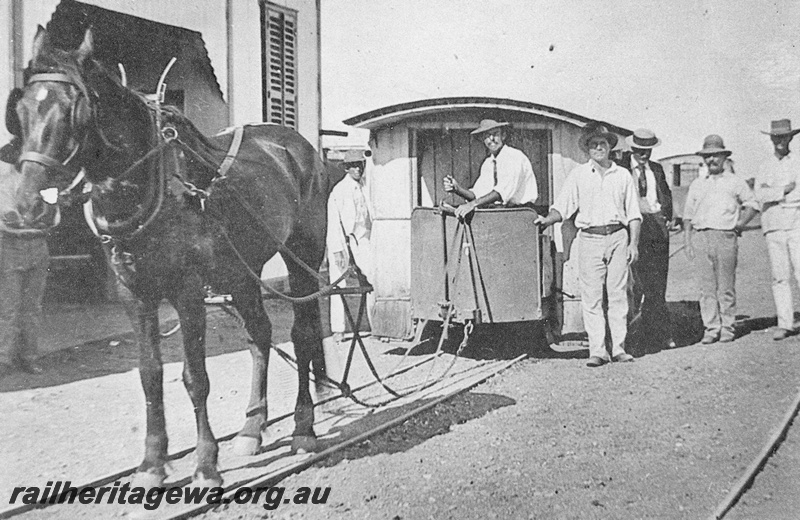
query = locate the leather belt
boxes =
[582,223,625,235]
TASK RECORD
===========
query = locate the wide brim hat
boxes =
[761,119,800,137]
[626,128,661,149]
[470,119,510,136]
[579,122,619,152]
[696,134,732,156]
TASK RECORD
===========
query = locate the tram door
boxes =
[415,128,551,215]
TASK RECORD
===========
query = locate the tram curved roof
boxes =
[343,97,631,135]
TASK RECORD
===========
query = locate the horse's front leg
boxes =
[230,282,272,456]
[125,295,169,489]
[170,276,221,487]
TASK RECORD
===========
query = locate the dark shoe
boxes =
[773,328,796,341]
[586,356,609,368]
[701,334,718,345]
[11,358,43,374]
[612,353,634,363]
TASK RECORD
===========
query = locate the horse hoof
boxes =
[130,470,165,489]
[291,435,317,454]
[232,435,261,456]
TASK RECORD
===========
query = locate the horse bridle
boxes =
[17,72,91,182]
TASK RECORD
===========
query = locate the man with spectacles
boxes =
[683,135,758,344]
[535,122,642,367]
[616,128,676,352]
[443,119,538,219]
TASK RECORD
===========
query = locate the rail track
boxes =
[0,334,524,519]
[709,386,800,519]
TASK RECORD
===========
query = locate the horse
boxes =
[10,26,331,488]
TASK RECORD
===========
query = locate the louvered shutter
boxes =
[262,5,297,129]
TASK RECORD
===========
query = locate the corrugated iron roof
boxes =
[343,96,631,135]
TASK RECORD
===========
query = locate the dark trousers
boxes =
[630,212,670,340]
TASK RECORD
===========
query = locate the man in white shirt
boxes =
[536,122,641,367]
[684,135,758,344]
[443,119,538,219]
[326,150,374,340]
[755,119,800,340]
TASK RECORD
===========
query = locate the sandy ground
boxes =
[2,228,800,519]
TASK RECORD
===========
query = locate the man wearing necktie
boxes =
[617,128,675,352]
[443,119,538,219]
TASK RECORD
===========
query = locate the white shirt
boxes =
[470,145,538,205]
[684,172,758,231]
[552,160,642,229]
[755,153,800,233]
[629,157,662,214]
[326,174,372,254]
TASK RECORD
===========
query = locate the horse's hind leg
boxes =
[229,280,272,456]
[285,259,326,453]
[169,277,221,487]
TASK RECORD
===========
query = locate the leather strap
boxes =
[217,126,244,177]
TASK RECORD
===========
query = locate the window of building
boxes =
[260,2,298,129]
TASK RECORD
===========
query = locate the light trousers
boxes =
[328,237,374,334]
[578,229,630,360]
[765,228,800,330]
[695,230,738,337]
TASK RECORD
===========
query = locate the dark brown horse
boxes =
[11,26,330,488]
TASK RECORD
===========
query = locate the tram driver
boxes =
[443,119,538,219]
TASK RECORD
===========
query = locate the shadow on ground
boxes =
[312,391,516,467]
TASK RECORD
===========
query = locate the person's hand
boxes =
[627,244,639,265]
[443,175,460,193]
[454,201,476,220]
[334,251,348,272]
[785,181,796,195]
[534,215,549,227]
[685,244,695,261]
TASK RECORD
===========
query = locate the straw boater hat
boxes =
[470,119,510,136]
[696,134,732,156]
[578,122,618,152]
[761,119,800,137]
[626,128,661,149]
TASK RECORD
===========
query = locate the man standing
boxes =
[755,119,800,340]
[535,122,641,367]
[0,162,50,377]
[326,149,374,341]
[443,119,538,218]
[619,128,676,350]
[684,135,758,344]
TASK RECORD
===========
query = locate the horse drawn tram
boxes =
[1,18,527,519]
[342,97,634,347]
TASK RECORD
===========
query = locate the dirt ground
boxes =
[3,228,800,519]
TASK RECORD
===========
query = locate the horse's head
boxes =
[10,26,95,228]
